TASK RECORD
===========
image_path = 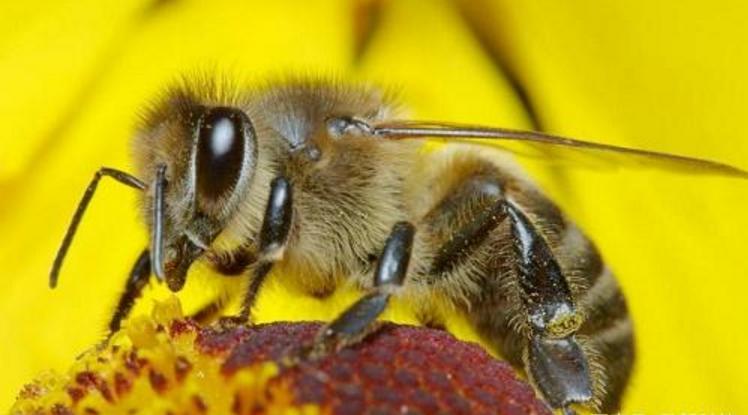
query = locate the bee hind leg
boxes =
[304,221,415,359]
[503,199,593,410]
[424,165,595,409]
[527,335,592,413]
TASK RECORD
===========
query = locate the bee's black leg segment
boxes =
[372,222,415,286]
[321,292,390,345]
[238,262,273,320]
[311,222,415,355]
[237,176,293,321]
[527,335,592,410]
[208,247,256,276]
[191,296,229,324]
[504,199,580,337]
[108,248,151,333]
[504,199,592,407]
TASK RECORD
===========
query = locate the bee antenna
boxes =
[150,164,167,282]
[49,168,146,289]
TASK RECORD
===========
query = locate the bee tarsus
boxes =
[528,335,593,409]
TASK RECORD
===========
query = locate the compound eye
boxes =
[195,107,252,202]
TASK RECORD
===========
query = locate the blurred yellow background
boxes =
[1,0,747,412]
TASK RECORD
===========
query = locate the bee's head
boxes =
[135,88,258,291]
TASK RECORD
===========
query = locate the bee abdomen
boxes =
[416,150,634,412]
[578,267,631,334]
[577,267,636,410]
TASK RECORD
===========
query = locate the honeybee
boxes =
[49,77,747,413]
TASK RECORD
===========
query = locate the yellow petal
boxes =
[3,0,747,412]
[0,0,152,180]
[461,0,748,411]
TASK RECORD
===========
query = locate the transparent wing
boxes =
[371,120,748,178]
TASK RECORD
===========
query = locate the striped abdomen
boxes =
[415,150,635,411]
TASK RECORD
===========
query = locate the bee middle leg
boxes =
[306,221,415,357]
[502,200,593,409]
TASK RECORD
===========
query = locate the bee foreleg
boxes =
[237,176,293,321]
[189,296,230,324]
[107,248,151,333]
[307,222,415,358]
[208,247,256,276]
[504,200,593,409]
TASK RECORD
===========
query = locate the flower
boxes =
[11,297,551,414]
[1,0,747,413]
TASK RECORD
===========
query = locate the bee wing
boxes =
[371,120,748,178]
